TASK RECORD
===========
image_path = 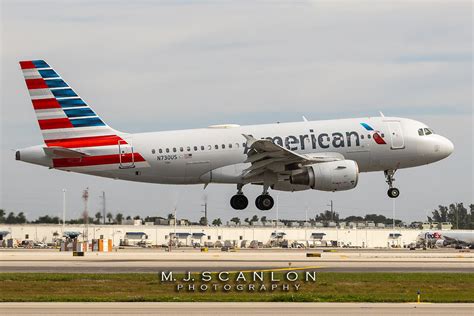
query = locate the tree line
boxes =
[1,202,472,228]
[428,203,473,229]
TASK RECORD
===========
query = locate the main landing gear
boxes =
[230,184,274,211]
[255,194,274,211]
[255,184,274,211]
[230,194,248,210]
[230,185,248,210]
[384,169,400,198]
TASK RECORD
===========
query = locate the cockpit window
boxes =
[418,128,424,136]
[424,128,433,135]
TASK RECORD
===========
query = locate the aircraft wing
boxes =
[242,134,344,180]
[442,232,474,245]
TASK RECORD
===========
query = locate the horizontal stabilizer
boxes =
[43,146,89,158]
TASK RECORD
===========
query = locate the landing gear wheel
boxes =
[230,194,248,210]
[387,188,400,198]
[255,195,274,211]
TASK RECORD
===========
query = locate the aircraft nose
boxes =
[439,137,454,158]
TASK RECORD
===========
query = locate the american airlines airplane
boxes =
[16,60,454,211]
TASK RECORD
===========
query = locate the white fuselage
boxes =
[22,116,449,187]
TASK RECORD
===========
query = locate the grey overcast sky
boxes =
[1,1,472,223]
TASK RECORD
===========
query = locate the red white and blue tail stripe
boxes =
[20,60,148,171]
[20,60,114,139]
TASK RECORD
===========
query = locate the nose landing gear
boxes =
[384,170,400,198]
[387,187,400,198]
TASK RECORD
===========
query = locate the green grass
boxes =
[0,273,473,302]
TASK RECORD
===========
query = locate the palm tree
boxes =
[199,217,208,226]
[230,217,240,225]
[212,218,222,226]
[244,217,250,225]
[94,212,102,224]
[251,215,259,224]
[115,213,123,224]
[17,212,27,224]
[106,212,113,224]
[261,216,267,225]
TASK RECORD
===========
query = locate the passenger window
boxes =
[201,146,204,150]
[235,143,239,148]
[215,145,218,150]
[173,148,177,152]
[159,149,163,154]
[180,147,184,152]
[367,134,371,139]
[229,144,232,149]
[381,133,385,138]
[151,149,155,154]
[187,146,191,151]
[194,146,198,151]
[361,135,364,139]
[222,144,225,149]
[208,145,212,150]
[418,128,424,136]
[166,148,169,153]
[424,128,432,135]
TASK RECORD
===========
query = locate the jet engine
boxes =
[290,160,359,191]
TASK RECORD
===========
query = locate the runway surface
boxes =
[1,248,472,273]
[2,302,473,315]
[0,249,474,273]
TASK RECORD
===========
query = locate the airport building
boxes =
[0,223,449,249]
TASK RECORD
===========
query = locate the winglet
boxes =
[379,111,385,117]
[302,116,308,122]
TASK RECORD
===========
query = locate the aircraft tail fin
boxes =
[19,60,122,145]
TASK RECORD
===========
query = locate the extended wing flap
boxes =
[241,134,346,182]
[301,152,345,163]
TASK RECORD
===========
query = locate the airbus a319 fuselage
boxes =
[16,60,454,211]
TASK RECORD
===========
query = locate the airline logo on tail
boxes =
[20,60,148,170]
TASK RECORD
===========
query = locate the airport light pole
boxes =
[173,207,177,250]
[62,189,66,232]
[304,205,308,241]
[276,194,279,228]
[392,199,396,229]
[82,188,89,244]
[327,200,334,221]
[101,191,106,225]
[456,207,459,229]
[201,202,208,226]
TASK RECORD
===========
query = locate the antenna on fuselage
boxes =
[379,111,385,117]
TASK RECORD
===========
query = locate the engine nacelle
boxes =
[271,182,310,192]
[290,160,359,191]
